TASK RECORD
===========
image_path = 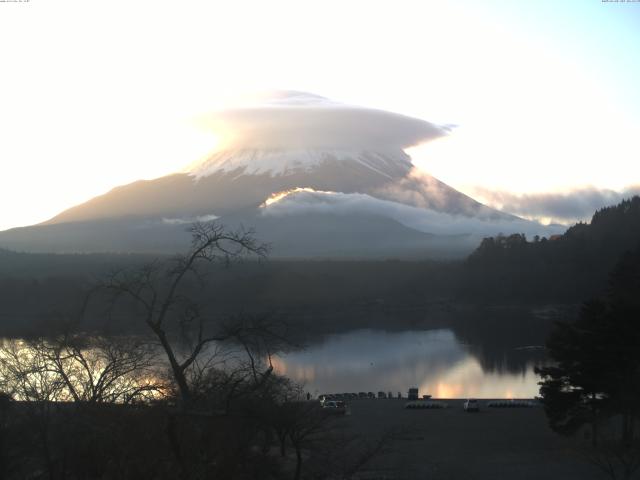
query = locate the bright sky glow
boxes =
[1,0,639,231]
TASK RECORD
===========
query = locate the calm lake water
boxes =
[272,329,544,399]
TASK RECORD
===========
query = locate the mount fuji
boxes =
[0,92,558,258]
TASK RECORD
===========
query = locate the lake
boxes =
[272,328,545,399]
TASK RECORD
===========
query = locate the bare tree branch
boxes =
[93,221,269,407]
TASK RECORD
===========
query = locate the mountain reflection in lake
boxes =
[272,329,543,399]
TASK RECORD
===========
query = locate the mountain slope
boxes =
[0,92,555,257]
[0,147,554,257]
[46,148,496,225]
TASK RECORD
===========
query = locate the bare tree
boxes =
[0,333,164,406]
[42,334,164,404]
[271,402,401,480]
[582,420,640,480]
[0,339,66,404]
[320,427,402,479]
[0,332,168,480]
[219,314,295,391]
[100,221,268,406]
[0,339,67,480]
[273,401,331,480]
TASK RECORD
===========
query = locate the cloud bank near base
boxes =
[262,188,560,238]
[196,91,451,150]
[162,214,219,225]
[471,186,640,224]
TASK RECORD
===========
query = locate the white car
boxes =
[464,398,479,412]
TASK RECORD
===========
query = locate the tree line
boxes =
[464,196,640,302]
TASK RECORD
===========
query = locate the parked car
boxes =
[358,392,367,398]
[464,398,479,412]
[322,400,347,414]
[377,391,387,399]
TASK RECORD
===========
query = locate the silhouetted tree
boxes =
[536,300,612,437]
[536,245,640,479]
[99,221,269,406]
[0,330,166,480]
[0,333,164,405]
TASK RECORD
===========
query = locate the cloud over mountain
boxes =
[194,91,451,150]
[262,188,559,238]
[471,185,640,224]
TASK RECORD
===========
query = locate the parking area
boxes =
[333,399,599,479]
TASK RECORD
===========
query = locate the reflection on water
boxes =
[272,329,542,399]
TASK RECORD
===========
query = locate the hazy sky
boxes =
[1,0,639,231]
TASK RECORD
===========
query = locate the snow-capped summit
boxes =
[189,148,413,180]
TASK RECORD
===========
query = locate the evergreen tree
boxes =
[536,245,640,446]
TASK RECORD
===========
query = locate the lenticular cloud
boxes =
[196,91,451,150]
